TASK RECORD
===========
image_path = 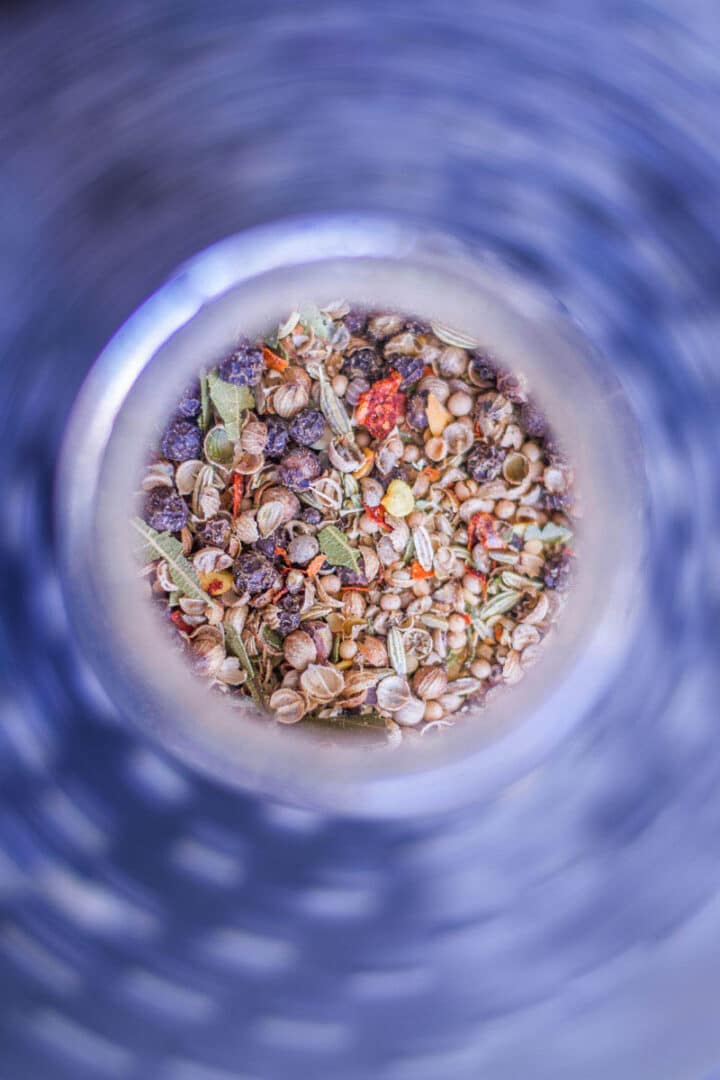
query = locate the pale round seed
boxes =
[470,659,492,680]
[522,440,542,461]
[380,594,402,612]
[332,374,348,396]
[454,481,472,502]
[339,640,358,660]
[323,574,342,594]
[423,701,444,723]
[407,510,425,529]
[524,539,544,556]
[403,444,421,463]
[447,391,473,417]
[412,580,432,597]
[425,437,447,462]
[447,631,467,650]
[462,573,484,595]
[448,613,468,634]
[495,499,515,519]
[359,514,380,534]
[412,475,430,498]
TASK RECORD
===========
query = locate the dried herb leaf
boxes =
[225,625,263,705]
[318,525,361,572]
[300,304,330,339]
[199,370,211,432]
[262,626,284,650]
[524,522,574,546]
[131,518,211,603]
[207,370,254,441]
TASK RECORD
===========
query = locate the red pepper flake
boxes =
[274,546,292,569]
[263,345,288,373]
[354,371,405,439]
[205,578,226,596]
[306,554,327,578]
[461,612,472,625]
[421,465,441,482]
[494,623,504,643]
[410,560,434,580]
[272,586,288,602]
[170,610,191,634]
[468,512,505,551]
[232,473,244,518]
[422,365,434,377]
[340,585,370,593]
[363,503,390,529]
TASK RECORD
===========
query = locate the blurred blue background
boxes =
[2,2,720,1078]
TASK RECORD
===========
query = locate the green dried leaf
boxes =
[168,590,180,608]
[524,522,573,546]
[199,371,211,432]
[262,626,284,651]
[225,625,263,705]
[131,518,210,603]
[207,370,254,441]
[203,424,234,466]
[318,525,361,572]
[299,304,330,340]
[540,522,574,546]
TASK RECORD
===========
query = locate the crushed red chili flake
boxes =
[468,512,505,551]
[410,560,434,580]
[354,371,405,439]
[363,502,390,528]
[232,473,244,518]
[170,610,191,634]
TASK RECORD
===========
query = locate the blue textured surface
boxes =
[1,2,720,1078]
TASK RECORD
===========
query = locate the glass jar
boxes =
[58,214,644,817]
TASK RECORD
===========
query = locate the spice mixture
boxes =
[135,303,576,740]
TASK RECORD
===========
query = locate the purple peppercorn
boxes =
[144,487,189,532]
[176,381,202,419]
[232,552,280,596]
[288,410,326,447]
[405,390,429,431]
[544,551,572,592]
[470,354,497,383]
[160,418,203,462]
[344,310,368,335]
[218,337,265,387]
[196,518,231,549]
[278,448,323,490]
[302,506,322,525]
[467,442,506,482]
[341,346,384,383]
[519,402,547,440]
[388,354,424,389]
[264,416,289,458]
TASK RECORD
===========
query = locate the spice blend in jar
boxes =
[134,303,577,740]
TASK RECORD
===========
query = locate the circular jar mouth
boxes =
[57,214,644,818]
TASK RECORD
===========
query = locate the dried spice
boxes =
[137,304,578,741]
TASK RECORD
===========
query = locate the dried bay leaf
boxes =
[207,370,254,441]
[225,624,263,705]
[199,370,211,431]
[318,525,361,572]
[131,518,211,603]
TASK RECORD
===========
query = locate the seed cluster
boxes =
[138,303,577,741]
